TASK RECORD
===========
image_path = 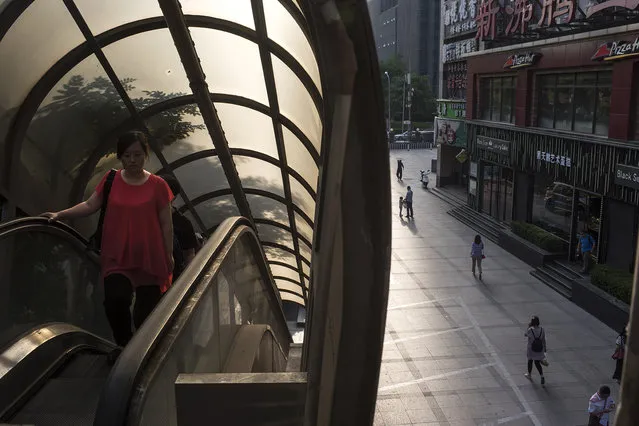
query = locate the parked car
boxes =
[394,130,420,142]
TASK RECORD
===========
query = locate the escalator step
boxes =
[56,353,110,379]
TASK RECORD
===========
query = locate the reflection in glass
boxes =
[276,280,304,296]
[595,86,611,136]
[264,245,296,266]
[235,156,285,197]
[0,231,110,348]
[0,1,84,145]
[192,28,268,105]
[102,29,191,103]
[181,0,255,29]
[299,239,312,263]
[247,194,290,226]
[302,262,310,277]
[295,212,313,244]
[131,233,291,424]
[193,195,239,230]
[173,156,230,200]
[270,264,300,282]
[272,54,322,152]
[75,0,162,36]
[574,87,595,133]
[554,87,573,131]
[282,126,318,188]
[290,175,315,220]
[263,0,322,92]
[538,87,555,129]
[490,78,501,121]
[146,104,208,164]
[18,54,129,213]
[533,176,572,242]
[479,79,491,120]
[256,223,295,251]
[216,103,279,159]
[281,292,305,306]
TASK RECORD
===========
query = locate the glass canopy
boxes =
[0,0,322,306]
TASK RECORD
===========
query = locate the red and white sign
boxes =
[592,37,639,61]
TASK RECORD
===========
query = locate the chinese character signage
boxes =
[443,62,468,100]
[436,118,468,148]
[438,100,467,119]
[444,0,479,39]
[592,37,639,61]
[586,0,639,18]
[443,39,478,63]
[536,150,572,167]
[615,164,639,190]
[503,52,542,69]
[477,136,510,154]
[472,0,593,41]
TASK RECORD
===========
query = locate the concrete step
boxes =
[530,268,572,300]
[447,209,499,243]
[429,187,466,208]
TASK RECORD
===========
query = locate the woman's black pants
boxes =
[527,359,543,375]
[103,274,162,347]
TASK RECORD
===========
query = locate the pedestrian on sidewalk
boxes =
[405,186,413,218]
[612,325,627,384]
[470,234,484,280]
[588,385,615,426]
[577,229,596,273]
[399,196,404,217]
[524,316,547,386]
[396,159,404,180]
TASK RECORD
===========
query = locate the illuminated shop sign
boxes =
[537,151,572,167]
[443,39,478,63]
[443,0,478,38]
[592,37,639,61]
[503,52,541,69]
[477,136,510,154]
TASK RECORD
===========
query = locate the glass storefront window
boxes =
[537,71,611,135]
[532,176,572,242]
[481,163,513,223]
[576,193,602,258]
[478,76,516,123]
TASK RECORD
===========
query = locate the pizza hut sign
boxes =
[592,37,639,61]
[503,52,541,69]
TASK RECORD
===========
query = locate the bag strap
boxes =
[96,169,117,230]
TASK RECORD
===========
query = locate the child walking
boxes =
[399,196,404,217]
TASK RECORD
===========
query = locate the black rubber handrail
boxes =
[94,216,291,426]
[0,216,89,243]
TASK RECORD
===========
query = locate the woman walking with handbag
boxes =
[470,235,484,280]
[42,131,174,362]
[612,325,627,383]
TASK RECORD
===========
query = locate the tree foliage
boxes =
[379,56,437,124]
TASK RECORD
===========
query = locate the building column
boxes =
[515,70,531,127]
[609,61,635,140]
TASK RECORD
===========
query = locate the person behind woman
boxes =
[525,315,547,385]
[43,131,174,360]
[612,325,627,383]
[470,234,484,280]
[588,385,615,426]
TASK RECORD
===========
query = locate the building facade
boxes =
[369,0,441,94]
[451,0,639,272]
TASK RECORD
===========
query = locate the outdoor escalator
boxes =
[0,216,291,426]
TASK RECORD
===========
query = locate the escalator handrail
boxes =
[0,217,89,244]
[94,216,291,426]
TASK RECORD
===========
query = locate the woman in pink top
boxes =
[43,131,174,359]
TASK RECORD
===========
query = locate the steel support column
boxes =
[156,0,255,227]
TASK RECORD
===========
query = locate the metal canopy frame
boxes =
[0,0,323,304]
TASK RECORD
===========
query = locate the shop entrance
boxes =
[575,191,602,261]
[481,163,513,222]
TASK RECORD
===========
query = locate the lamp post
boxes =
[384,71,391,135]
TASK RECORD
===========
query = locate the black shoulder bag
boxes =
[88,169,117,253]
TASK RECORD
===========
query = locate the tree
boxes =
[379,56,437,125]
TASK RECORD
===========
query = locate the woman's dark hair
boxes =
[159,173,181,197]
[529,316,540,327]
[474,235,481,244]
[598,385,611,396]
[117,130,150,159]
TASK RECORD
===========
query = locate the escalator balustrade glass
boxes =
[0,225,111,349]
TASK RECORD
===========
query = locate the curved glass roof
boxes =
[0,0,323,306]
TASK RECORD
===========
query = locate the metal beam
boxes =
[255,218,313,249]
[155,148,317,201]
[252,0,309,302]
[262,241,311,267]
[157,0,257,228]
[268,260,310,280]
[185,187,315,230]
[60,0,208,234]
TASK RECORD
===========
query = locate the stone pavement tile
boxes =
[393,247,443,260]
[380,407,412,425]
[377,397,406,412]
[374,410,386,425]
[483,284,549,304]
[406,408,438,423]
[401,259,460,273]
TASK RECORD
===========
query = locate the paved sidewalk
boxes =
[376,150,620,426]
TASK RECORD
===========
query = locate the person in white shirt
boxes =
[588,385,615,426]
